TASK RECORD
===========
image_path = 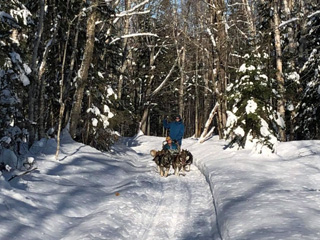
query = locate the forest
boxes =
[0,0,319,159]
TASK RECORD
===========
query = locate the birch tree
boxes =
[171,0,187,119]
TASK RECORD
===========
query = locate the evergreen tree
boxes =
[295,13,320,139]
[0,0,32,158]
[225,51,279,153]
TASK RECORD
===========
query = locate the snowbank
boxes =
[186,137,320,240]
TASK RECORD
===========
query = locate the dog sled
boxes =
[150,140,193,177]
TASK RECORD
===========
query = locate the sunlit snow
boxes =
[1,132,320,240]
[239,64,255,73]
[245,99,257,114]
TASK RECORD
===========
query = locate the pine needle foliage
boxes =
[225,51,279,152]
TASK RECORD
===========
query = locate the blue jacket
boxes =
[163,119,185,146]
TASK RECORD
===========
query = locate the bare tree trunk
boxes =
[178,12,188,119]
[273,0,286,141]
[69,4,97,138]
[283,0,296,141]
[64,12,82,127]
[243,0,256,38]
[215,0,228,139]
[298,0,307,59]
[195,47,200,137]
[172,0,185,118]
[147,114,151,135]
[203,57,210,121]
[179,45,186,118]
[205,0,217,135]
[140,108,149,134]
[56,19,71,159]
[84,91,92,144]
[28,0,45,146]
[140,37,156,134]
[283,0,294,13]
[283,1,295,54]
[38,18,59,139]
[56,9,83,160]
[199,102,219,143]
[117,0,131,100]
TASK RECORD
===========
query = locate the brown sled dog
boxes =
[150,150,173,177]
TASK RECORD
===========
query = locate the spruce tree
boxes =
[226,51,279,153]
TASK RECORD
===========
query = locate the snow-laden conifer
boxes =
[225,52,279,153]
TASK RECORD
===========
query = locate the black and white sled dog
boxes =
[172,149,193,176]
[171,153,184,176]
[181,149,193,172]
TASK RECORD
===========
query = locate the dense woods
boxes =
[0,0,319,161]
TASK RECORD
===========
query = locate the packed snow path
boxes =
[109,134,220,240]
[138,165,218,240]
[0,133,220,240]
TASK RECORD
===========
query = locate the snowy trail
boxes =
[0,133,220,240]
[123,135,220,240]
[2,133,320,240]
[139,165,218,240]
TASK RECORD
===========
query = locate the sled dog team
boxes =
[150,147,193,177]
[152,115,192,177]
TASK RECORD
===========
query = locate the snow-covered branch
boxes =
[206,28,216,47]
[279,17,298,28]
[115,10,150,18]
[308,10,320,18]
[300,49,317,73]
[109,33,158,44]
[280,11,320,28]
[113,0,149,24]
[150,58,178,98]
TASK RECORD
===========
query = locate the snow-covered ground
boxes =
[188,137,320,240]
[1,131,320,240]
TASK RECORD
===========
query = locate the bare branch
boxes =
[109,32,158,44]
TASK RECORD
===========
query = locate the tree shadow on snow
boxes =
[0,152,153,240]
